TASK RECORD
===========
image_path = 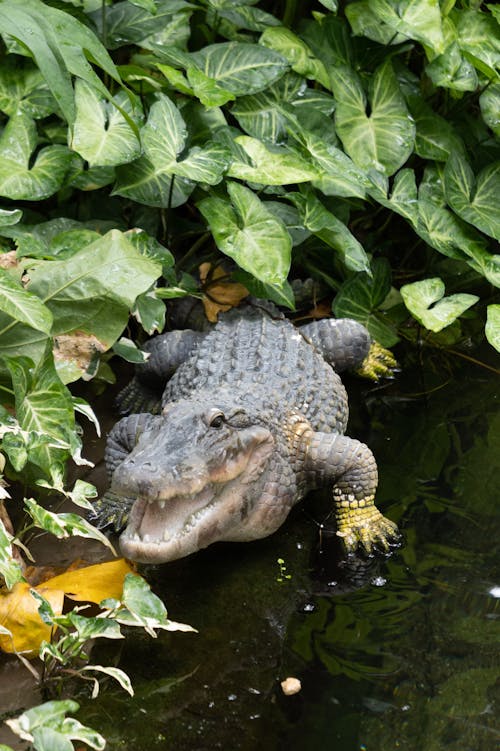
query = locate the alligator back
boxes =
[163,305,349,434]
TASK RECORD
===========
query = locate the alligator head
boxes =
[110,394,281,563]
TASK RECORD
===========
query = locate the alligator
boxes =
[95,302,400,563]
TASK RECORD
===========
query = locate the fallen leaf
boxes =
[0,582,62,655]
[199,263,248,323]
[280,676,302,695]
[41,558,135,604]
[0,558,136,655]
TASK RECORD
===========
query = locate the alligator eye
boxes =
[209,413,225,429]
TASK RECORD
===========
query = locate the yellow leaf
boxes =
[0,582,62,655]
[0,559,135,655]
[41,558,135,604]
[199,263,248,323]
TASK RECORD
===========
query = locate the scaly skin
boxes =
[95,304,400,563]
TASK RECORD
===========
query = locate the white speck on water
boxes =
[371,576,387,587]
[489,586,500,598]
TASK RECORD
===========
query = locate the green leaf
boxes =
[408,98,464,161]
[114,157,193,207]
[260,27,330,89]
[288,190,370,274]
[233,270,296,310]
[26,230,162,344]
[0,270,53,334]
[112,337,149,363]
[346,1,408,46]
[479,83,500,138]
[454,9,500,77]
[186,67,235,107]
[332,259,399,346]
[444,154,500,241]
[5,353,77,474]
[90,0,193,49]
[0,0,121,127]
[198,182,291,285]
[211,2,280,33]
[373,168,418,224]
[190,42,289,96]
[426,42,478,92]
[107,573,195,637]
[0,519,25,589]
[367,0,445,55]
[289,122,370,199]
[114,94,229,203]
[332,61,415,177]
[6,699,79,740]
[0,208,22,227]
[64,612,123,641]
[81,665,134,696]
[0,57,57,119]
[0,112,71,200]
[156,63,194,96]
[228,136,318,184]
[70,82,143,167]
[485,305,500,352]
[232,73,334,144]
[7,700,106,751]
[400,277,479,332]
[133,291,166,334]
[25,499,116,554]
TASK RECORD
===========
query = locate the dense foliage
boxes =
[0,0,498,485]
[0,0,498,745]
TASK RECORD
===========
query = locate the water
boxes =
[3,352,500,750]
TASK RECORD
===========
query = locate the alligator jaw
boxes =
[118,427,275,563]
[119,484,219,563]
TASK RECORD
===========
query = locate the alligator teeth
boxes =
[142,533,151,543]
[163,529,170,542]
[159,499,166,510]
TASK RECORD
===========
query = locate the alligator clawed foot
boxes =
[336,507,401,556]
[356,341,399,381]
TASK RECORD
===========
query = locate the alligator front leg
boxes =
[305,431,400,554]
[117,329,206,415]
[300,319,398,380]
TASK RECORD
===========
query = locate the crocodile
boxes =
[97,302,400,564]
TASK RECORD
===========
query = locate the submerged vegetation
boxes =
[0,0,498,747]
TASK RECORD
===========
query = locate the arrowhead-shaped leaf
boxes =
[5,353,77,474]
[191,42,289,96]
[368,0,445,55]
[332,61,415,177]
[400,277,478,332]
[0,113,71,200]
[198,182,291,285]
[444,154,500,241]
[70,82,144,167]
[0,57,56,119]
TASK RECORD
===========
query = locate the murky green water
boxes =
[3,352,499,751]
[73,353,499,751]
